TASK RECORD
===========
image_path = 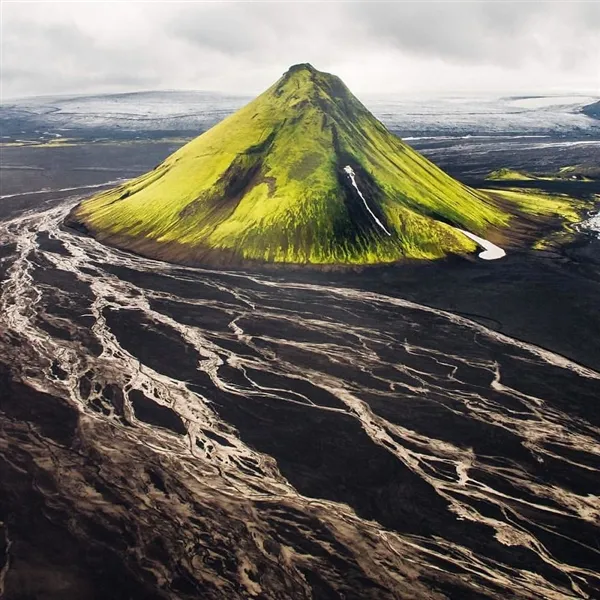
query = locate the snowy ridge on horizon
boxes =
[2,90,599,143]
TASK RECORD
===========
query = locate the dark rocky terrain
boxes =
[1,96,599,599]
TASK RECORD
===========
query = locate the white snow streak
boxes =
[458,229,506,260]
[343,165,392,236]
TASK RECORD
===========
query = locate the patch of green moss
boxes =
[485,188,583,222]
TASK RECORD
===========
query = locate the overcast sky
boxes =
[2,0,599,99]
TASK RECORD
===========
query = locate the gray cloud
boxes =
[350,1,599,67]
[2,18,164,96]
[2,1,599,99]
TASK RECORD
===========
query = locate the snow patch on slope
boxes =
[458,229,506,260]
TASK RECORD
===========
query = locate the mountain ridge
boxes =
[68,63,513,266]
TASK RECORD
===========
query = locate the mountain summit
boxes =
[69,64,509,265]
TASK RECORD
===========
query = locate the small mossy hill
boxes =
[557,165,598,181]
[486,168,538,181]
[70,64,522,266]
[487,166,597,183]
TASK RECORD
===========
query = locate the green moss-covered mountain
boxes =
[70,63,515,265]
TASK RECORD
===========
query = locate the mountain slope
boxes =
[582,100,600,120]
[69,63,510,265]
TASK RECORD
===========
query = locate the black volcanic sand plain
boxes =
[1,137,599,600]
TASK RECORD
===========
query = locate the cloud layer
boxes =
[2,0,599,98]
